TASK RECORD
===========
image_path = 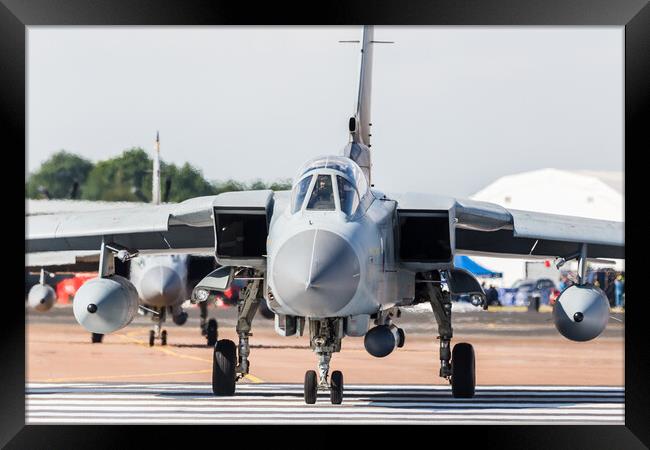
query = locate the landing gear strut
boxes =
[303,318,344,404]
[420,272,476,398]
[212,272,263,396]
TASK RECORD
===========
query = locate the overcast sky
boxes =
[27,26,623,197]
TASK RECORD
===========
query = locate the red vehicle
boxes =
[56,273,96,304]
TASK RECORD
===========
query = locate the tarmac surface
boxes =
[26,303,625,424]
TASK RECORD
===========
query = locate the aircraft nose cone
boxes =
[139,266,183,307]
[272,229,360,317]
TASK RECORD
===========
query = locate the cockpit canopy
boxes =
[290,156,369,216]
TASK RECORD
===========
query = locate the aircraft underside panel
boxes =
[455,228,624,260]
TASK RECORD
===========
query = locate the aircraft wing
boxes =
[390,193,624,260]
[25,191,274,257]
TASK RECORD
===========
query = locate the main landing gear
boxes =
[199,301,218,347]
[419,272,476,398]
[303,318,345,405]
[212,273,262,396]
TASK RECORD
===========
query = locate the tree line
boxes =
[26,149,292,203]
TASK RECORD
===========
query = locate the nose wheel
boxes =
[303,369,344,404]
[149,328,168,346]
[304,370,318,404]
[148,307,167,346]
[330,370,344,404]
[302,318,345,404]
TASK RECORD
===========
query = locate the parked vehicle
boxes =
[55,273,97,304]
[501,278,558,306]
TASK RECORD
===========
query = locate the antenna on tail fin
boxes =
[342,26,392,186]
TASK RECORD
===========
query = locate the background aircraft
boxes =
[26,134,220,345]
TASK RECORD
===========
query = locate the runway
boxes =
[26,383,624,425]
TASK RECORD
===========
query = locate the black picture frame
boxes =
[4,0,647,447]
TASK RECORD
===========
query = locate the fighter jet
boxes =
[25,26,624,404]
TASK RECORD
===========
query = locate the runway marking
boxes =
[117,331,212,363]
[116,330,264,384]
[26,383,624,425]
[244,374,264,383]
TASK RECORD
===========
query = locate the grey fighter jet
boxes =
[26,26,624,404]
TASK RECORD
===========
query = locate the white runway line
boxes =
[25,383,624,425]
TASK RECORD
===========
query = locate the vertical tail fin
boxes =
[152,131,161,205]
[344,26,374,185]
[353,25,374,147]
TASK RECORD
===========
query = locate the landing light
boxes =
[194,289,209,302]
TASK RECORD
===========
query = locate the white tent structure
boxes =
[469,168,623,286]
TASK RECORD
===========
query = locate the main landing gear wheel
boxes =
[330,370,344,405]
[451,342,476,398]
[148,330,155,347]
[91,333,103,344]
[206,318,218,347]
[212,339,237,396]
[304,370,318,404]
[161,330,167,346]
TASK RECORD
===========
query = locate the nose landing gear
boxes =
[148,307,168,346]
[303,318,345,404]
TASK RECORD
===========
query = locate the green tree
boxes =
[162,162,217,202]
[26,150,93,199]
[28,147,293,202]
[212,179,247,195]
[267,179,292,191]
[82,148,152,202]
[249,179,267,190]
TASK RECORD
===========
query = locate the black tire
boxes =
[330,370,343,404]
[396,328,406,348]
[304,370,318,404]
[161,330,167,346]
[451,342,476,398]
[149,330,155,347]
[212,339,237,396]
[91,333,103,344]
[206,319,218,347]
